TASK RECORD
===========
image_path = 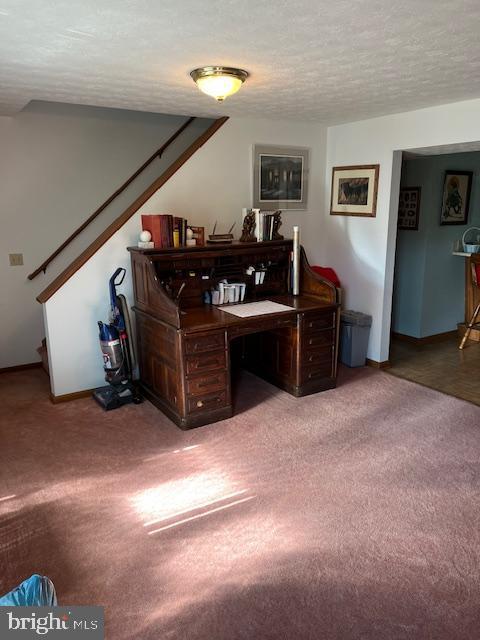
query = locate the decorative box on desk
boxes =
[128,240,341,429]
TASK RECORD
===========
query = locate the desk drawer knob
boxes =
[196,400,204,408]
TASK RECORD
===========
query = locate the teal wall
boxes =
[392,151,480,337]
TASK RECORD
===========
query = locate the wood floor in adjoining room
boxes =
[388,335,480,406]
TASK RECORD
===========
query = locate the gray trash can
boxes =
[339,310,372,367]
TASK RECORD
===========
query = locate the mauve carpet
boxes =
[1,367,480,639]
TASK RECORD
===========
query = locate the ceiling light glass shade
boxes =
[190,66,249,102]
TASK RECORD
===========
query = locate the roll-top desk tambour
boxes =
[128,240,341,429]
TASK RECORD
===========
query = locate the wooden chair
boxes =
[459,253,480,349]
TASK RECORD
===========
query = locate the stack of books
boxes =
[242,209,279,241]
[141,214,193,248]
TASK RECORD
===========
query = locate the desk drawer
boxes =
[185,331,225,354]
[304,344,334,365]
[304,329,335,349]
[228,315,295,339]
[274,316,297,328]
[301,351,334,382]
[186,350,226,375]
[186,371,227,396]
[187,390,228,414]
[303,312,335,333]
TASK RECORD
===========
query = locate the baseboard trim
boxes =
[366,358,391,370]
[392,330,457,345]
[457,323,480,342]
[0,362,42,374]
[50,389,94,404]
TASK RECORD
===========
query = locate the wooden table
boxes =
[453,251,480,342]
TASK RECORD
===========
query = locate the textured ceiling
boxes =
[1,0,480,122]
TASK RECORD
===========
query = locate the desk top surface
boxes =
[177,294,337,333]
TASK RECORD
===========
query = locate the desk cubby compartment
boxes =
[245,269,287,298]
[151,242,291,309]
[251,279,284,296]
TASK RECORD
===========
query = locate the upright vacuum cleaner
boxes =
[93,268,142,410]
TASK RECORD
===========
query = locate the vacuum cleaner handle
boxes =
[109,268,126,311]
[111,268,126,287]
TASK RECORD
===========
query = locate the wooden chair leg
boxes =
[459,302,480,349]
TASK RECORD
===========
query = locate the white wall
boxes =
[44,116,327,396]
[324,98,480,362]
[0,101,203,369]
[43,216,139,397]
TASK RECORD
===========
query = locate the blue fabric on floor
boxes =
[0,574,57,606]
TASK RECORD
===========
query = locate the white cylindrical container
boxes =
[292,226,300,295]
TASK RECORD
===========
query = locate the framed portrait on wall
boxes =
[398,187,421,230]
[440,170,473,225]
[253,145,309,210]
[330,164,380,217]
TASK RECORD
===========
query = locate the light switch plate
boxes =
[9,253,24,266]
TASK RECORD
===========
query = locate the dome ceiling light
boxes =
[190,66,249,102]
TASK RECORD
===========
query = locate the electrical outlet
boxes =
[9,253,24,266]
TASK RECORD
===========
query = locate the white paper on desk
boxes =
[220,300,294,317]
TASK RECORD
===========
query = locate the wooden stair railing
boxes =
[28,116,196,281]
[36,116,229,304]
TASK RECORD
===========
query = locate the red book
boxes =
[141,214,161,247]
[141,214,173,248]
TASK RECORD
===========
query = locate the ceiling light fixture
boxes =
[190,66,249,102]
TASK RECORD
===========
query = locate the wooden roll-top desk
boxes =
[128,240,341,429]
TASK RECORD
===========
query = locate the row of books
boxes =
[242,209,279,242]
[141,214,205,248]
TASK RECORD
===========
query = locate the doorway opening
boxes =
[388,143,480,406]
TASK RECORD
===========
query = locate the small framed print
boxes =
[330,164,379,217]
[253,145,309,210]
[440,170,472,225]
[398,187,421,230]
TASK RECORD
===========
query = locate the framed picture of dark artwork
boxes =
[398,187,421,230]
[330,164,380,217]
[253,145,309,210]
[440,170,473,225]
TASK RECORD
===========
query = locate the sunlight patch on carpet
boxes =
[147,495,256,535]
[131,472,248,527]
